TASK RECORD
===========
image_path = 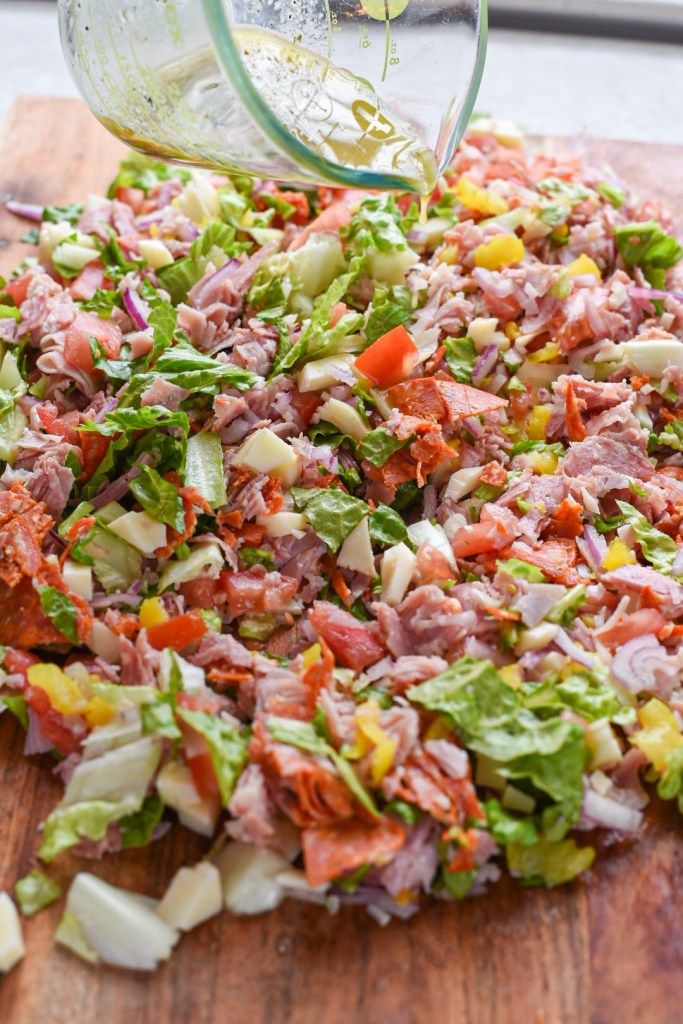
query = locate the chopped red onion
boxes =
[190,259,240,307]
[672,546,683,577]
[122,287,150,331]
[471,344,499,386]
[610,634,678,697]
[582,786,643,833]
[577,524,607,573]
[24,709,57,755]
[630,285,683,303]
[553,628,597,669]
[6,199,43,222]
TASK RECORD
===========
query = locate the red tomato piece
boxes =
[115,186,145,213]
[179,577,220,611]
[146,612,208,651]
[25,686,83,755]
[68,263,107,301]
[289,390,322,426]
[78,430,111,481]
[64,311,122,372]
[354,325,420,389]
[288,200,353,251]
[4,272,31,306]
[308,601,384,671]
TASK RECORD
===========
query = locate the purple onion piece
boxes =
[553,628,597,669]
[610,634,676,695]
[629,285,683,303]
[122,287,150,331]
[6,199,43,222]
[581,786,643,833]
[471,344,499,386]
[190,259,240,307]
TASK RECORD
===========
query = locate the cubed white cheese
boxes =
[444,467,485,502]
[256,511,308,538]
[380,542,417,606]
[108,511,167,555]
[297,354,356,393]
[232,428,301,483]
[177,170,220,223]
[366,247,419,285]
[87,619,121,664]
[514,622,559,655]
[216,843,290,916]
[139,239,175,270]
[156,862,223,932]
[156,762,220,837]
[585,719,623,771]
[52,242,101,273]
[62,559,93,601]
[0,894,25,973]
[337,517,375,577]
[619,340,683,377]
[406,521,457,570]
[159,649,205,694]
[467,318,498,349]
[95,500,127,524]
[316,397,368,442]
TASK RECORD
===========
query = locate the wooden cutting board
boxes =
[0,96,681,1024]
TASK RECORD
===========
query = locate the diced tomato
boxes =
[256,188,310,226]
[290,390,322,426]
[64,311,122,372]
[68,262,108,301]
[451,507,517,558]
[329,301,347,327]
[288,200,353,251]
[302,817,405,887]
[25,686,83,755]
[179,577,220,611]
[308,601,384,671]
[354,325,420,389]
[146,612,208,651]
[222,570,298,616]
[2,647,40,681]
[4,272,31,306]
[115,186,145,213]
[595,608,668,648]
[78,429,110,481]
[548,497,583,540]
[36,405,80,444]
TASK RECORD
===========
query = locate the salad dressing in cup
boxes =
[58,0,487,202]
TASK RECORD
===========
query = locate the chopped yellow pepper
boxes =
[139,596,169,629]
[437,244,460,265]
[474,235,525,271]
[301,643,322,670]
[355,700,397,785]
[26,663,113,728]
[527,342,560,364]
[631,698,683,774]
[601,538,636,572]
[526,404,552,440]
[566,254,601,280]
[504,322,520,340]
[527,450,558,475]
[499,664,522,688]
[454,177,509,216]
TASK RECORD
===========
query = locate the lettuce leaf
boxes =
[38,586,79,644]
[364,283,412,344]
[38,795,141,862]
[614,220,683,288]
[368,503,409,548]
[175,708,248,806]
[184,431,227,509]
[129,464,185,531]
[485,799,538,847]
[506,835,595,886]
[408,658,587,835]
[291,486,368,552]
[443,336,476,384]
[616,501,679,576]
[120,793,165,849]
[14,869,62,916]
[357,427,404,467]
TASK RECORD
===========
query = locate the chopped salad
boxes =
[0,118,682,971]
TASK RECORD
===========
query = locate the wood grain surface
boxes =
[0,97,681,1024]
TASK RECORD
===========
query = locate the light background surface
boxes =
[1,1,682,143]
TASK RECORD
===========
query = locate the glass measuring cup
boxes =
[58,0,487,194]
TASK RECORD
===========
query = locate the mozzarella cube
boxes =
[62,559,93,601]
[156,862,223,932]
[233,428,301,483]
[216,843,290,916]
[108,511,167,555]
[156,762,220,838]
[139,239,175,270]
[87,620,121,664]
[380,543,417,606]
[0,894,24,973]
[620,340,683,377]
[316,397,368,442]
[297,354,356,393]
[337,517,375,577]
[257,512,308,538]
[444,467,485,502]
[407,520,457,570]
